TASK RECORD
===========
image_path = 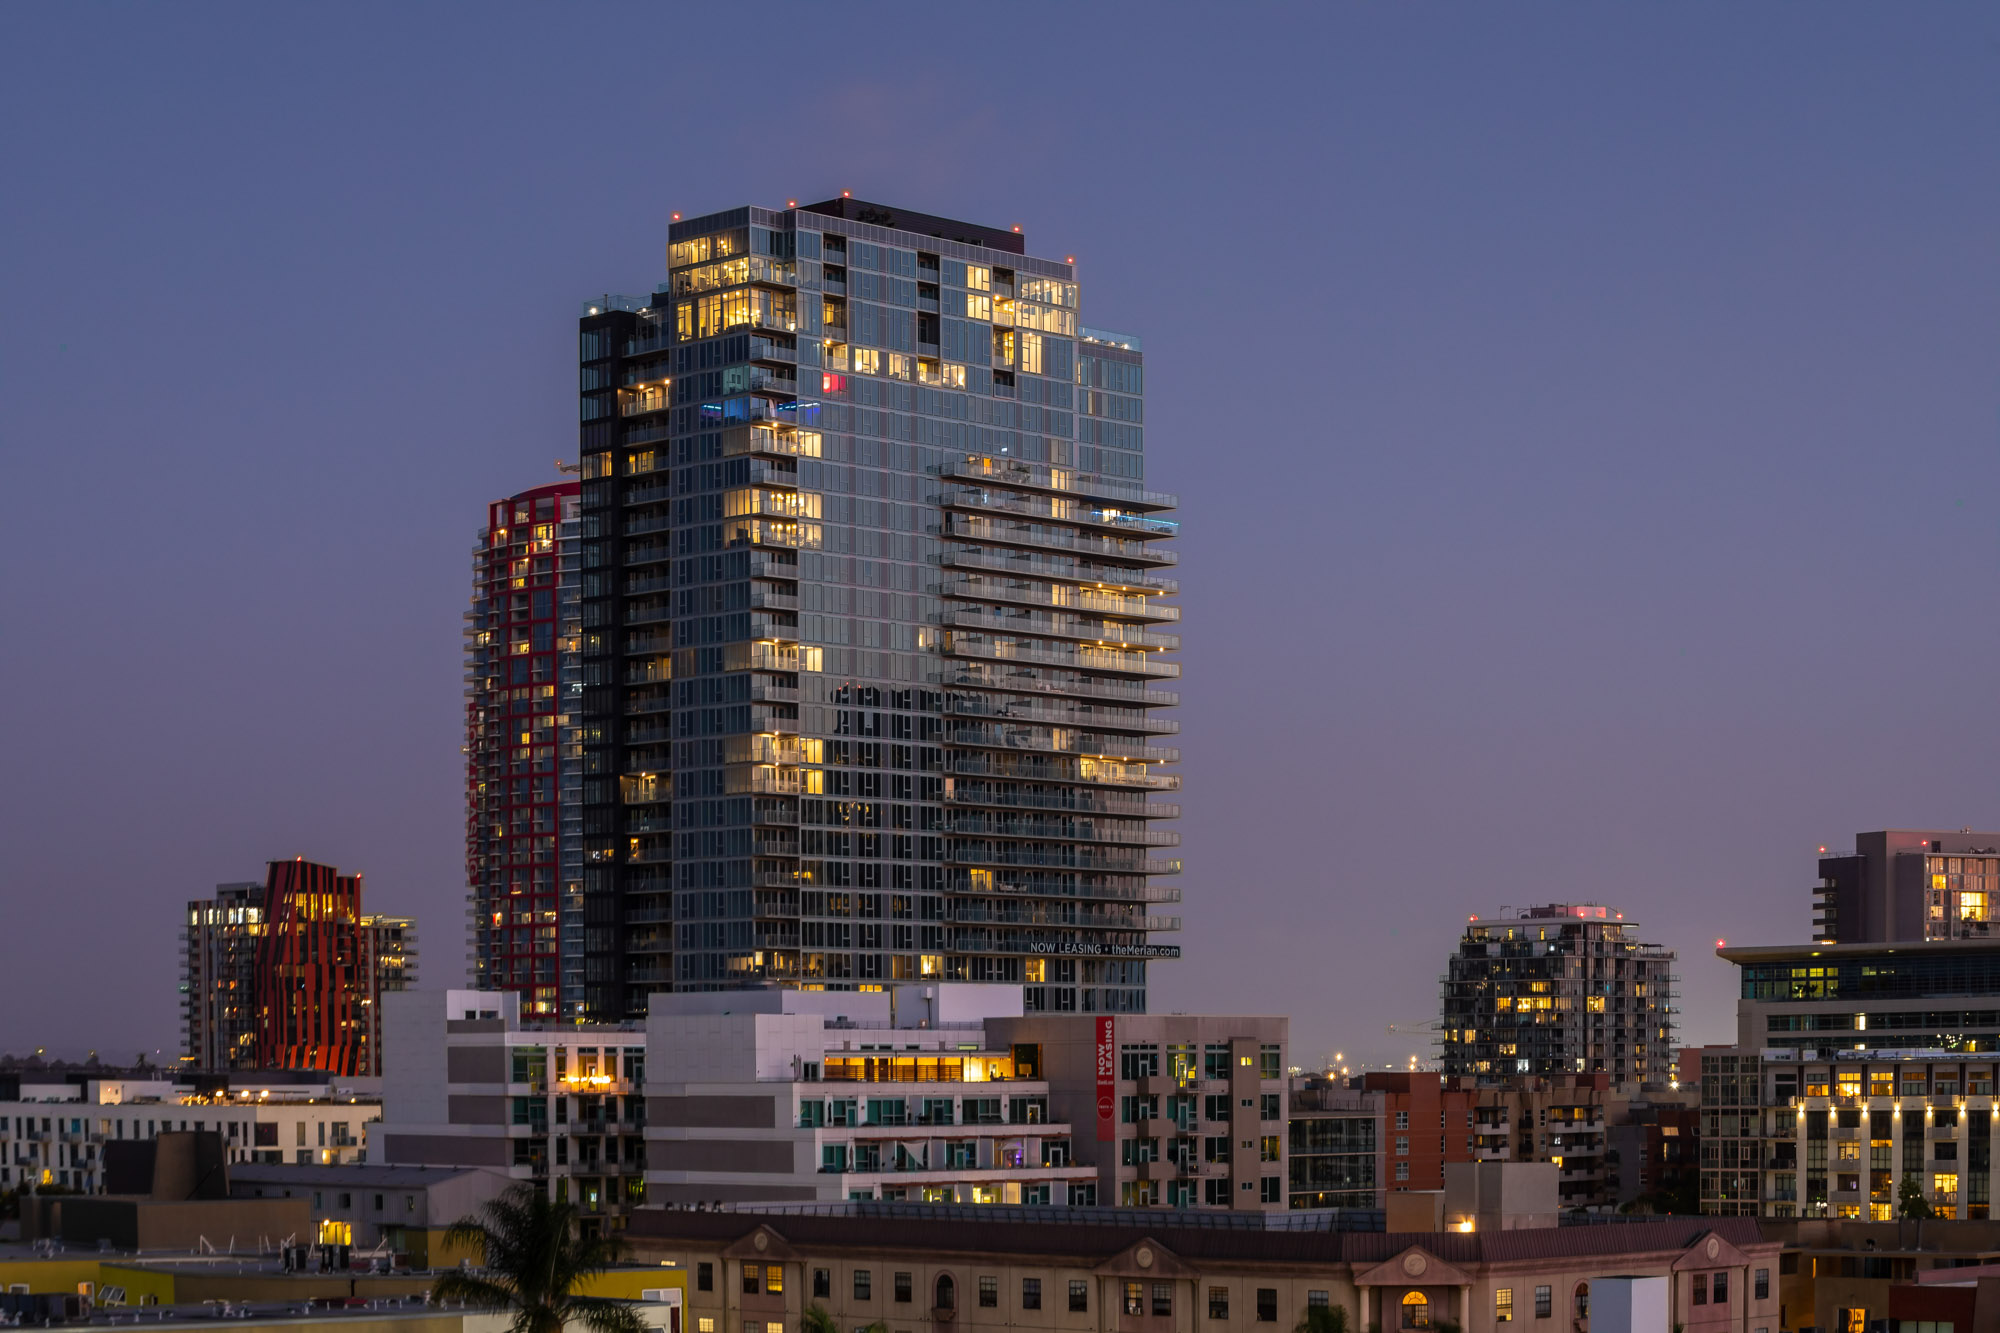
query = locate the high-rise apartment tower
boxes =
[180,861,417,1075]
[1812,827,2000,945]
[464,481,586,1018]
[574,197,1181,1019]
[1439,903,1676,1090]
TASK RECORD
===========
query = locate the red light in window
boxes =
[822,373,846,392]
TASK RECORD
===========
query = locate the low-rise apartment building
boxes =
[1464,1075,1624,1211]
[1286,1077,1385,1211]
[645,987,1095,1208]
[0,1078,376,1192]
[623,1205,1781,1333]
[1706,935,2000,1218]
[642,987,1287,1215]
[376,989,646,1235]
[987,1010,1290,1212]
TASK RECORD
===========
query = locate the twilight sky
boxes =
[2,5,1995,1070]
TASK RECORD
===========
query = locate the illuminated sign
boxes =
[1095,1016,1116,1143]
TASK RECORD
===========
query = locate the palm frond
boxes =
[567,1295,647,1333]
[432,1273,518,1311]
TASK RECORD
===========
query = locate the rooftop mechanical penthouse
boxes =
[572,197,1181,1019]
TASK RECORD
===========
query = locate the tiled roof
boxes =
[625,1211,1775,1267]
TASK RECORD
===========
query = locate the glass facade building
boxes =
[1439,903,1678,1089]
[464,481,586,1018]
[572,198,1180,1020]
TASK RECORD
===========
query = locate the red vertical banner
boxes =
[1095,1016,1116,1142]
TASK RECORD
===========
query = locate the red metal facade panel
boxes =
[253,859,368,1075]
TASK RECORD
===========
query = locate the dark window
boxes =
[1257,1289,1278,1322]
[1070,1281,1089,1313]
[980,1277,998,1309]
[1693,1276,1708,1306]
[1534,1287,1552,1319]
[935,1274,955,1311]
[697,1263,713,1293]
[813,1270,829,1299]
[1713,1272,1729,1304]
[854,1270,872,1301]
[1574,1284,1589,1321]
[1755,1270,1770,1301]
[1022,1280,1041,1311]
[895,1273,912,1304]
[1210,1288,1230,1320]
[743,1264,760,1296]
[1154,1285,1173,1317]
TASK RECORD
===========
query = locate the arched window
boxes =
[1401,1292,1430,1329]
[1574,1283,1590,1323]
[936,1274,957,1311]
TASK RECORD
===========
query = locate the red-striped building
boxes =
[244,858,413,1076]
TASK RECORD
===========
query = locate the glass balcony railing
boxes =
[940,457,1179,512]
[940,545,1177,594]
[949,724,1180,765]
[945,695,1179,735]
[941,487,1180,539]
[945,781,1177,821]
[941,606,1180,651]
[940,576,1180,623]
[944,634,1181,679]
[944,514,1177,564]
[937,661,1179,708]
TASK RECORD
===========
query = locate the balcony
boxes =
[941,576,1180,624]
[946,695,1180,736]
[940,545,1178,595]
[942,514,1177,565]
[949,724,1178,765]
[724,426,822,460]
[949,844,1182,875]
[939,457,1178,514]
[938,662,1178,709]
[942,606,1180,651]
[940,488,1180,540]
[944,635,1180,680]
[945,782,1178,820]
[946,754,1181,791]
[948,816,1181,848]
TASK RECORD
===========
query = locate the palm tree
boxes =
[1296,1304,1352,1333]
[432,1183,644,1333]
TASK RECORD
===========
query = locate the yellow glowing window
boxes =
[1587,997,1606,1012]
[1019,332,1043,375]
[1838,1076,1863,1098]
[852,348,881,375]
[966,293,992,321]
[966,265,991,291]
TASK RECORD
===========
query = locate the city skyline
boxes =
[3,6,1996,1070]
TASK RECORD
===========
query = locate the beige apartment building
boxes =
[625,1207,1781,1333]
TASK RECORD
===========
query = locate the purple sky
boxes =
[3,6,1994,1070]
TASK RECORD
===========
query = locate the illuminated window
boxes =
[966,265,991,291]
[1019,331,1043,375]
[1496,1290,1513,1323]
[1401,1293,1430,1329]
[852,348,880,375]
